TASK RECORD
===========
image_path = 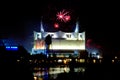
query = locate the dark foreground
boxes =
[0,60,120,80]
[55,64,120,80]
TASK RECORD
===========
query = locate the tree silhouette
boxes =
[45,35,52,56]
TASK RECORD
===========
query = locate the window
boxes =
[66,34,71,38]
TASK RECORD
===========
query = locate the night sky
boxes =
[0,0,119,53]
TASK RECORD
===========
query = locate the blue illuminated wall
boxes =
[0,39,19,51]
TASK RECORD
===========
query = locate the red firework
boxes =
[56,9,71,22]
[54,23,59,28]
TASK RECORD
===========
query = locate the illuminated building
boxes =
[31,21,86,57]
[0,39,29,56]
[0,39,18,50]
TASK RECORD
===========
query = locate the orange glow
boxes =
[34,40,45,49]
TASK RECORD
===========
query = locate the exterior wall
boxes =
[34,31,85,40]
[32,31,86,56]
[50,39,85,50]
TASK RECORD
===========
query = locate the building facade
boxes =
[32,21,86,57]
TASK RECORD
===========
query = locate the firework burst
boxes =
[56,9,71,22]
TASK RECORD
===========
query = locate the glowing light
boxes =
[6,46,10,49]
[34,76,37,80]
[40,19,44,32]
[97,55,100,59]
[17,59,20,62]
[74,21,79,33]
[112,60,114,63]
[56,9,71,22]
[115,56,117,59]
[59,15,63,18]
[54,23,59,28]
[34,40,45,49]
[93,59,96,63]
[6,46,18,50]
[11,46,18,48]
[58,59,62,63]
[65,15,71,21]
[49,40,85,50]
[63,60,67,64]
[79,59,85,63]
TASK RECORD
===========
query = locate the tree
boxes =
[45,35,52,56]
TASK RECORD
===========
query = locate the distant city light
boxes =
[86,39,102,58]
[6,46,18,51]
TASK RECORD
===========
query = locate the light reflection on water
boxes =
[33,66,85,80]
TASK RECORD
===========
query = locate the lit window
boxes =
[6,46,18,51]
